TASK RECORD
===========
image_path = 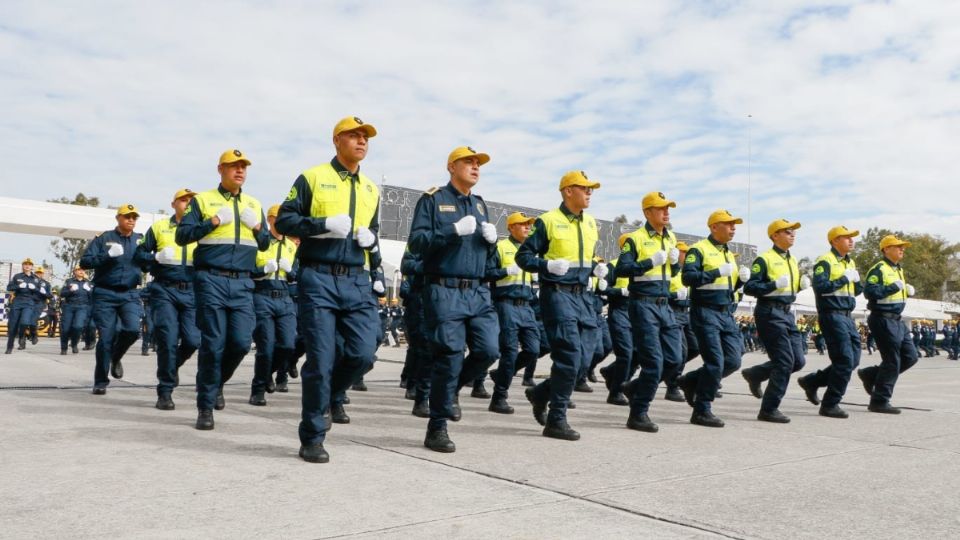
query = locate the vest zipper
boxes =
[576,217,584,271]
[274,238,284,279]
[786,252,795,294]
[232,196,240,245]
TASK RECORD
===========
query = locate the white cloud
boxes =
[1,0,958,270]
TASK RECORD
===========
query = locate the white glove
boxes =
[597,279,608,291]
[356,226,376,248]
[506,265,521,276]
[278,259,293,273]
[617,288,629,297]
[263,259,279,274]
[240,207,260,229]
[891,279,904,291]
[373,281,385,294]
[107,243,124,257]
[718,263,733,277]
[546,259,570,276]
[454,215,477,236]
[775,275,790,288]
[738,266,751,282]
[481,222,498,243]
[669,247,680,264]
[593,263,609,279]
[906,284,916,296]
[843,269,860,283]
[215,206,234,226]
[156,247,176,263]
[27,283,36,290]
[324,214,352,238]
[676,288,688,301]
[649,250,668,267]
[799,276,811,290]
[70,284,79,291]
[83,283,91,291]
[18,282,26,289]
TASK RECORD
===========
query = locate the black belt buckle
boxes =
[270,290,284,298]
[331,264,350,276]
[457,279,474,290]
[512,298,527,306]
[176,282,191,292]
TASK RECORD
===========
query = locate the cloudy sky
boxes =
[2,0,958,273]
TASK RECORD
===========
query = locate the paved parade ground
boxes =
[2,340,959,539]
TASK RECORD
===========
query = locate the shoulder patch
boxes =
[868,275,880,284]
[286,186,298,201]
[814,266,825,275]
[684,253,696,264]
[425,187,439,195]
[752,263,761,273]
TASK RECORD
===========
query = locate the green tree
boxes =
[851,227,958,300]
[48,193,100,272]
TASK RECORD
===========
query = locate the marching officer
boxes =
[677,209,752,427]
[5,258,44,354]
[176,150,271,429]
[796,226,863,418]
[408,145,501,453]
[248,204,299,407]
[599,233,632,406]
[664,241,699,401]
[134,188,201,410]
[80,204,145,394]
[858,235,919,414]
[616,191,683,433]
[742,219,810,423]
[275,116,382,463]
[517,170,604,441]
[139,283,154,356]
[487,212,540,415]
[401,249,433,417]
[31,267,53,345]
[59,266,93,355]
[388,299,403,347]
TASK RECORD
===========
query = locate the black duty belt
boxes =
[429,277,480,290]
[670,304,689,313]
[256,289,288,298]
[630,294,669,305]
[873,311,902,320]
[206,269,251,279]
[496,298,529,306]
[757,301,792,312]
[158,280,192,291]
[541,282,585,294]
[303,262,365,276]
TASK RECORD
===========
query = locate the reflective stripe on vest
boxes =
[758,248,798,297]
[690,239,736,291]
[151,219,195,267]
[626,226,676,283]
[302,163,379,265]
[192,189,263,248]
[255,237,298,281]
[611,257,630,290]
[540,208,599,268]
[871,260,907,305]
[495,238,534,288]
[815,251,856,297]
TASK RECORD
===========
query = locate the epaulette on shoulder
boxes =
[424,186,439,195]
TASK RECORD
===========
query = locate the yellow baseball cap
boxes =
[333,116,377,138]
[676,241,690,251]
[707,209,743,226]
[172,188,196,202]
[22,258,34,265]
[618,232,630,249]
[219,149,251,166]
[879,234,911,250]
[642,191,676,209]
[559,170,600,191]
[767,218,801,238]
[506,212,535,226]
[35,267,44,274]
[827,225,859,242]
[447,146,490,166]
[116,204,140,217]
[267,204,281,218]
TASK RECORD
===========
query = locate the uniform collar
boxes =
[882,256,901,269]
[509,236,522,247]
[559,202,582,221]
[331,157,359,181]
[113,227,133,238]
[830,247,850,261]
[444,182,472,200]
[772,245,790,257]
[217,183,243,201]
[168,216,180,227]
[707,235,727,250]
[644,221,667,237]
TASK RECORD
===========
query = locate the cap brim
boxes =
[221,157,252,166]
[713,217,744,225]
[884,241,911,249]
[338,125,377,138]
[647,200,676,209]
[117,212,140,217]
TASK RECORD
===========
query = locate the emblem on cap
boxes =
[126,204,134,210]
[467,146,476,153]
[354,117,364,124]
[658,192,665,198]
[582,171,588,179]
[233,149,242,157]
